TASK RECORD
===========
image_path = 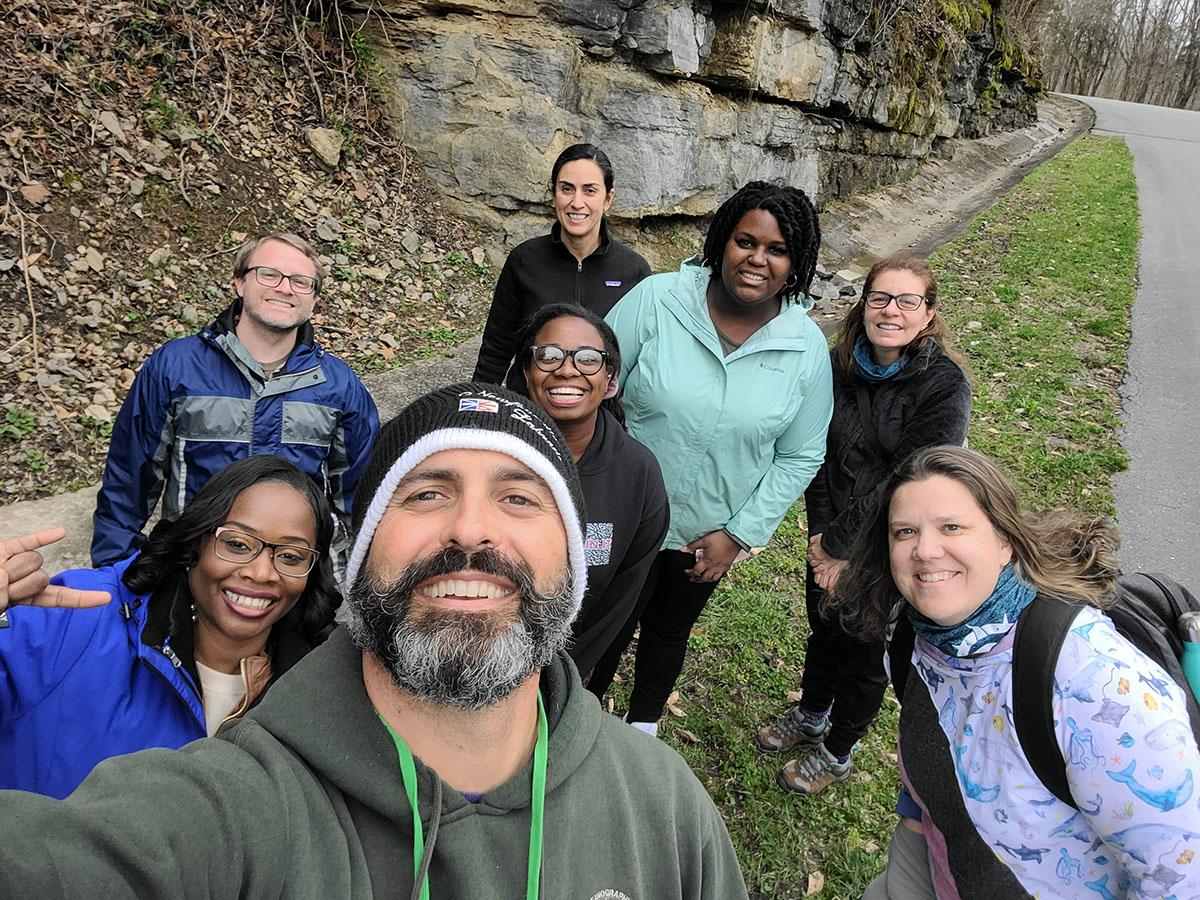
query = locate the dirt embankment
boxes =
[0,0,498,504]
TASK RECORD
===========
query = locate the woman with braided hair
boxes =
[596,181,834,735]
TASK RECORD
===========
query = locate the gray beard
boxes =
[346,547,576,710]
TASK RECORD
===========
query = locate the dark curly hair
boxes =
[123,455,340,644]
[830,446,1120,640]
[514,302,626,427]
[702,180,821,304]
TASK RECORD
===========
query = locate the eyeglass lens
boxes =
[866,291,924,311]
[214,530,317,576]
[252,267,317,294]
[533,345,606,375]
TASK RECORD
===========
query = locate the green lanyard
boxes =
[379,693,548,900]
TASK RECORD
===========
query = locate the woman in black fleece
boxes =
[755,255,973,795]
[514,303,669,684]
[473,144,651,393]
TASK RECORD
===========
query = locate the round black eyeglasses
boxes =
[530,344,609,375]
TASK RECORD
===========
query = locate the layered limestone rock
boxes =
[352,0,1038,242]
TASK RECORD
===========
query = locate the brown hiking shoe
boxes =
[754,706,830,754]
[777,744,853,795]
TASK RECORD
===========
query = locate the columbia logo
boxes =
[759,362,785,374]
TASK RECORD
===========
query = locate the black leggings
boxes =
[589,549,719,723]
[798,564,889,758]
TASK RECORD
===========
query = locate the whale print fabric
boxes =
[904,603,1200,899]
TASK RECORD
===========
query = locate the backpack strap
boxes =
[1011,597,1079,809]
[855,380,892,463]
[889,612,915,703]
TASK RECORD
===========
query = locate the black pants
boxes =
[798,564,889,758]
[589,550,718,723]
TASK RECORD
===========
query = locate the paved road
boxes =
[1071,96,1200,581]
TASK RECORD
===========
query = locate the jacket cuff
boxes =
[723,528,751,552]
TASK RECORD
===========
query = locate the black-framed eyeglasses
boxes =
[530,344,609,375]
[864,290,928,311]
[245,266,318,295]
[212,527,319,577]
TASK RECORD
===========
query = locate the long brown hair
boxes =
[833,255,970,378]
[828,446,1120,639]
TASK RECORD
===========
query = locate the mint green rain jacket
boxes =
[606,257,834,551]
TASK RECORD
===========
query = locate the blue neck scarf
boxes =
[854,335,907,382]
[907,564,1037,657]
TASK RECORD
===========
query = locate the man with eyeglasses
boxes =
[90,233,379,570]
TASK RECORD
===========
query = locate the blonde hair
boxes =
[233,233,325,294]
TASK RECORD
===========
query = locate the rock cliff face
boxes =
[350,0,1038,242]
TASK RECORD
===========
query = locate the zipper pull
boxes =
[162,644,183,668]
[120,602,133,619]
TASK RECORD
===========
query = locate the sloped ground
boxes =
[0,0,495,503]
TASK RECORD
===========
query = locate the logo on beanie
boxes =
[459,398,500,413]
[454,388,566,464]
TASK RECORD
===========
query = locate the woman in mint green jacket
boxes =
[594,182,834,733]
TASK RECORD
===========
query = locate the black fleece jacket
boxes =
[805,338,972,559]
[472,220,650,391]
[569,407,670,678]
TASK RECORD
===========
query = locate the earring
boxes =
[191,602,197,623]
[784,271,799,290]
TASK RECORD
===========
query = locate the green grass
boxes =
[609,135,1138,898]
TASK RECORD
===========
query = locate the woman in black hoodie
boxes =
[514,303,669,685]
[755,255,972,795]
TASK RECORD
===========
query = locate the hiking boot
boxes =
[777,744,853,795]
[754,706,830,754]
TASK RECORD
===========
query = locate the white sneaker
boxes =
[625,715,659,737]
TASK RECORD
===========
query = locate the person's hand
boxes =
[808,534,847,593]
[807,533,831,567]
[681,530,740,583]
[812,558,848,593]
[0,528,110,613]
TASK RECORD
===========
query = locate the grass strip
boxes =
[607,134,1138,899]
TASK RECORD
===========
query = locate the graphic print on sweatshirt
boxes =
[911,604,1200,899]
[585,522,614,566]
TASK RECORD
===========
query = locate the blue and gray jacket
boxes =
[91,301,379,566]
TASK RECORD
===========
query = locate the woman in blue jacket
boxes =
[0,455,339,798]
[597,181,834,735]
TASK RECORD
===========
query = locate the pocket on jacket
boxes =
[282,401,340,448]
[175,395,254,440]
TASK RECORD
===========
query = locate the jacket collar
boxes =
[664,256,818,359]
[842,334,940,384]
[549,219,612,259]
[207,298,320,360]
[241,627,601,828]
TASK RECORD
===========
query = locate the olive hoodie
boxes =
[1,628,748,900]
